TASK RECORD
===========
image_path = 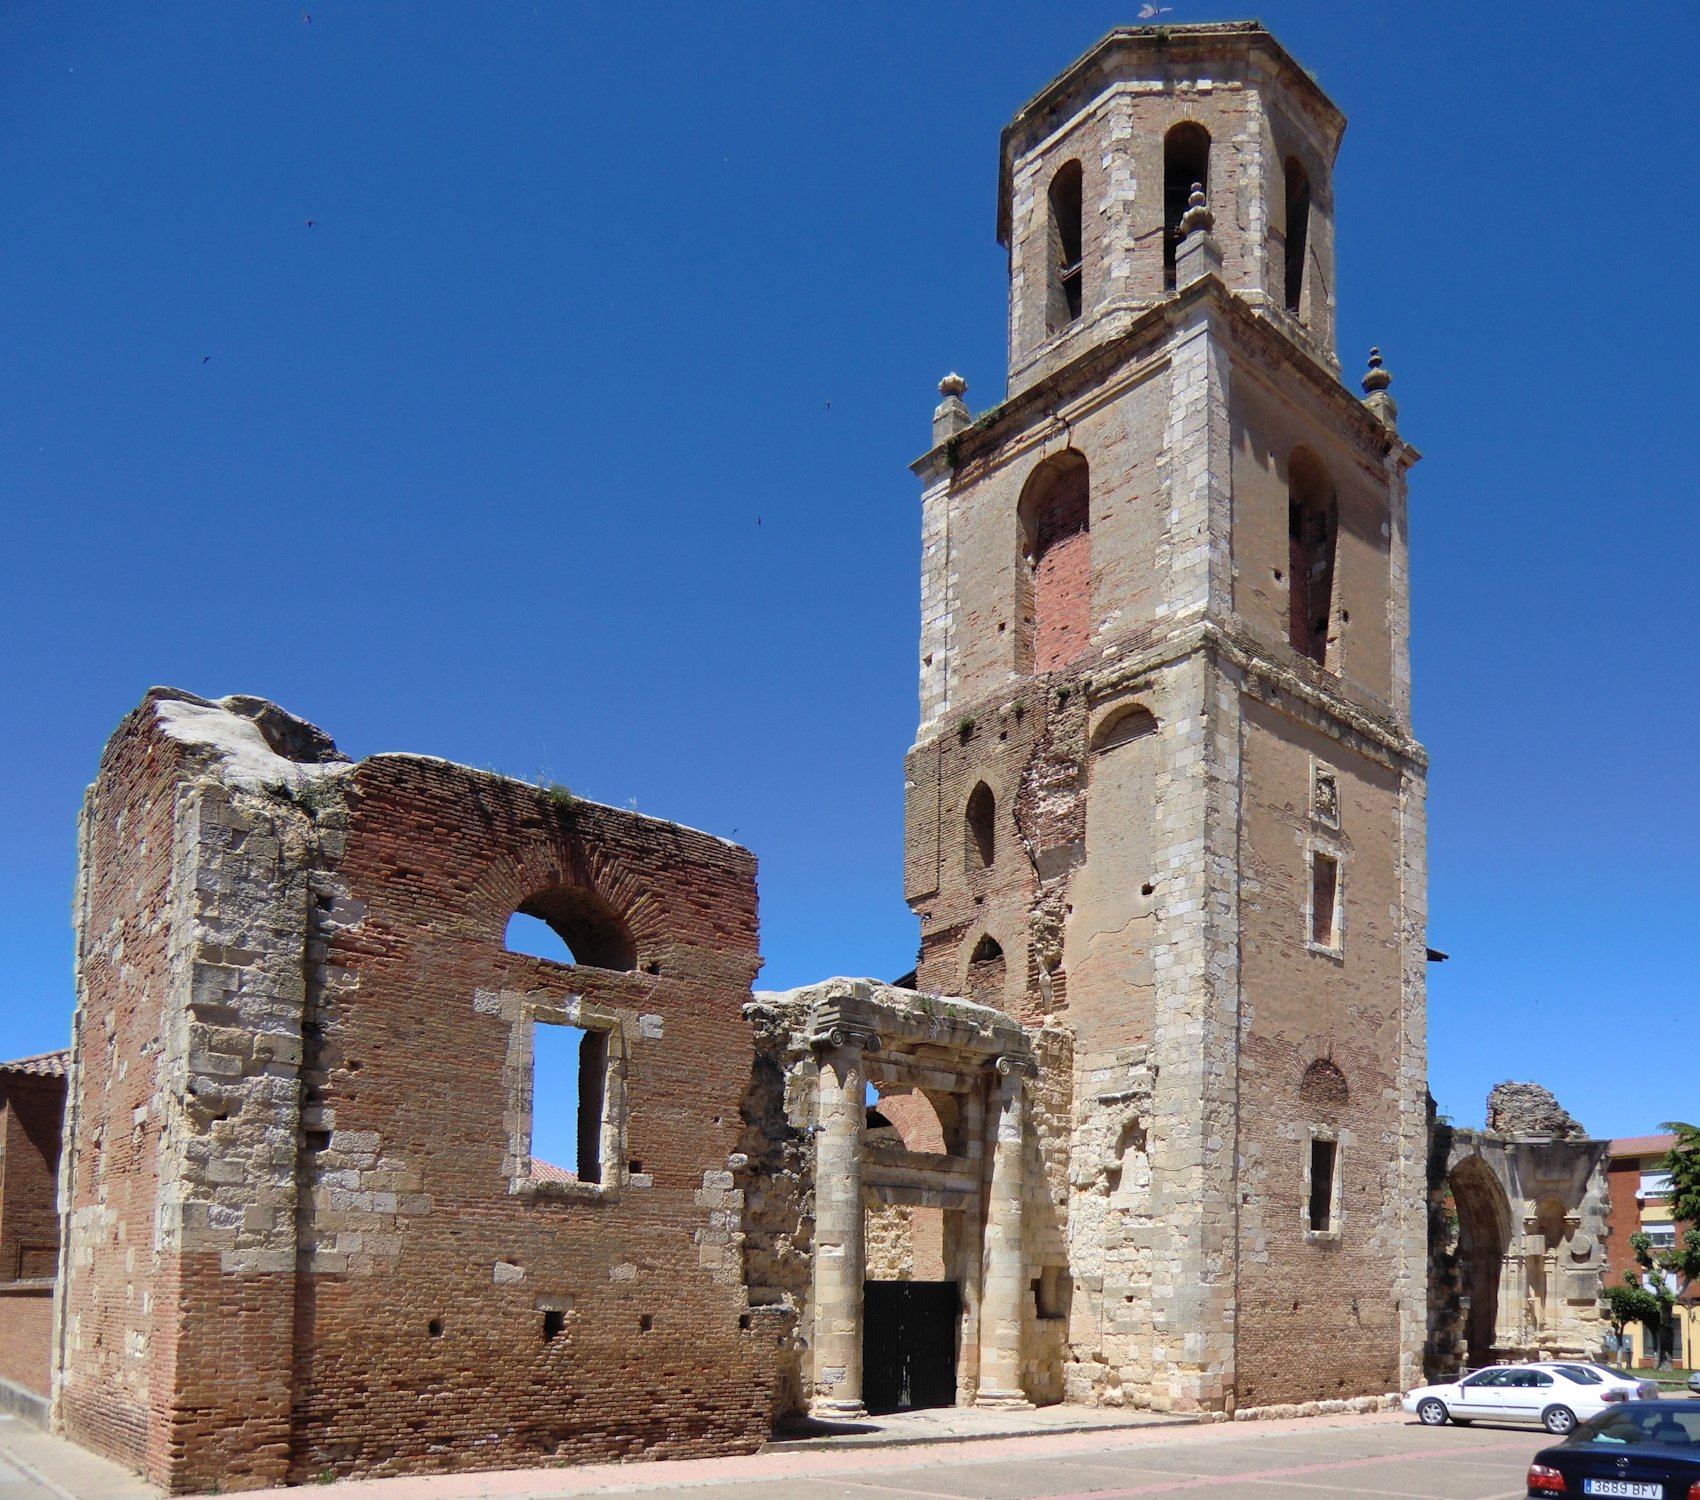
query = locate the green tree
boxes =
[1630,1226,1700,1369]
[1601,1274,1663,1361]
[1659,1120,1700,1227]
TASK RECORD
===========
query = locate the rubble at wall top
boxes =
[1485,1080,1588,1141]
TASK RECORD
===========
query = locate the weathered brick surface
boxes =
[58,697,195,1478]
[0,1067,65,1283]
[0,1286,53,1396]
[62,693,776,1491]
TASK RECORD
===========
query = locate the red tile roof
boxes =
[529,1160,578,1184]
[0,1049,69,1080]
[1610,1134,1677,1157]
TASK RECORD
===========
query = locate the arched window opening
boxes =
[1046,161,1084,332]
[1286,447,1337,667]
[1091,705,1157,755]
[965,782,996,870]
[1284,156,1311,318]
[1163,123,1211,291]
[1017,450,1091,674]
[966,933,1006,1006]
[1299,1058,1349,1109]
[506,885,636,971]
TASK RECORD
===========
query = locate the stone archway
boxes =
[1448,1154,1512,1370]
[1427,1115,1611,1378]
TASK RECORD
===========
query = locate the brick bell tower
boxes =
[904,23,1428,1412]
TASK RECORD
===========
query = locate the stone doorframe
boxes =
[802,979,1035,1417]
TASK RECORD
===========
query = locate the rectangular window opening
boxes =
[1310,851,1339,948]
[531,1022,607,1186]
[1308,1137,1337,1233]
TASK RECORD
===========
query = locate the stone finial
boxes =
[1178,182,1214,236]
[1174,184,1222,290]
[933,371,971,446]
[1360,346,1398,430]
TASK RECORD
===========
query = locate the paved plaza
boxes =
[0,1410,1553,1500]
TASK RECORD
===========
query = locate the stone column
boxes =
[810,1025,875,1417]
[976,1054,1032,1409]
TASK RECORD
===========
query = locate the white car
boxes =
[1403,1362,1622,1434]
[1535,1361,1660,1402]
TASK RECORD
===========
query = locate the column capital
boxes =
[990,1052,1035,1078]
[809,1022,881,1054]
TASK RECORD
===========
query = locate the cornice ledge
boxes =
[1083,620,1426,770]
[913,278,1419,484]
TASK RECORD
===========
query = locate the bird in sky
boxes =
[201,356,210,365]
[1139,3,1173,17]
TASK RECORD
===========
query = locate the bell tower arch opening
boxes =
[1286,446,1338,667]
[1283,155,1312,318]
[1046,161,1085,332]
[1163,123,1211,291]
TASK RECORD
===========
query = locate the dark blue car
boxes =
[1527,1399,1700,1497]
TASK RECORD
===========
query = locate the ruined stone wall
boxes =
[865,1091,948,1282]
[288,752,773,1481]
[1021,1025,1072,1405]
[737,999,816,1416]
[61,692,780,1491]
[1427,1121,1611,1371]
[58,697,205,1478]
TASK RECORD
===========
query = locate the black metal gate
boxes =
[862,1280,959,1414]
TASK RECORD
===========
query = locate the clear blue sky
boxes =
[3,3,1694,1143]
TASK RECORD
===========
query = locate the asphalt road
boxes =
[589,1418,1548,1500]
[1,1409,1558,1500]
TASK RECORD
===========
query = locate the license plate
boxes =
[1582,1481,1661,1498]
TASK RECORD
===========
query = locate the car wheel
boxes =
[1541,1405,1576,1435]
[1416,1398,1448,1426]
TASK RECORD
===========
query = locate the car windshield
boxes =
[1569,1406,1700,1447]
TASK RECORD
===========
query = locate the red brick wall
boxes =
[1605,1155,1643,1285]
[0,1079,65,1281]
[280,755,774,1481]
[1034,530,1092,673]
[0,1286,53,1395]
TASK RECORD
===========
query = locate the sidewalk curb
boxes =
[0,1378,49,1431]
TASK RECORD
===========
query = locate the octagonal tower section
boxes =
[1000,21,1344,395]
